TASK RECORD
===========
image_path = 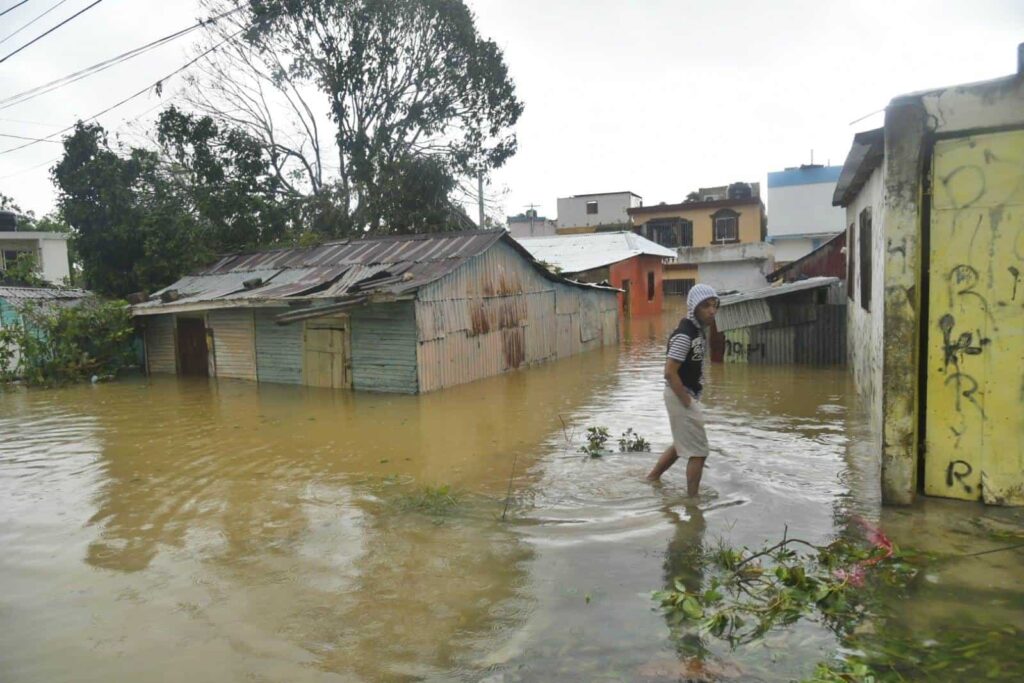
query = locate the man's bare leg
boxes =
[686,456,706,497]
[646,445,678,481]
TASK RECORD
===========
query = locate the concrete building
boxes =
[0,211,71,285]
[133,230,619,394]
[556,191,642,233]
[766,165,845,264]
[514,232,676,317]
[507,210,557,238]
[767,231,847,285]
[629,187,771,297]
[835,57,1024,506]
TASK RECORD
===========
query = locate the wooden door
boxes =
[175,317,208,377]
[303,317,350,389]
[622,279,632,317]
[924,129,1024,504]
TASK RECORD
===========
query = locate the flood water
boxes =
[2,311,1022,682]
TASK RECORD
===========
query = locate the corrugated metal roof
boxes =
[715,299,772,332]
[0,286,92,303]
[719,277,840,307]
[513,231,676,273]
[134,230,616,316]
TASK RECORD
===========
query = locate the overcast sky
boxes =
[1,0,1022,222]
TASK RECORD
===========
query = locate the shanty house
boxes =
[0,286,94,374]
[713,277,846,365]
[132,230,619,394]
[513,231,675,316]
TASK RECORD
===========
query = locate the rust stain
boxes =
[470,304,490,336]
[502,328,525,369]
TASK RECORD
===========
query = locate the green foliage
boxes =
[655,535,914,648]
[579,426,611,457]
[390,484,462,517]
[0,252,46,287]
[618,428,651,452]
[0,299,135,385]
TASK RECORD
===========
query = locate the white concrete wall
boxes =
[557,193,637,229]
[771,238,815,264]
[846,166,886,427]
[39,238,70,284]
[508,219,557,238]
[697,260,771,294]
[768,182,846,237]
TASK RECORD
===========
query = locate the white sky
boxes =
[1,0,1022,222]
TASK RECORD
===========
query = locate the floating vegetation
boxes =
[618,428,651,453]
[579,426,611,457]
[390,484,463,517]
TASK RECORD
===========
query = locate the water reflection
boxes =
[2,311,1023,682]
[662,504,708,660]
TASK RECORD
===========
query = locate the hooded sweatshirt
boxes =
[666,284,718,398]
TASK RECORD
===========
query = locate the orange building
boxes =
[513,232,676,317]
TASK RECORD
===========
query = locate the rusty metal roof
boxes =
[134,230,521,313]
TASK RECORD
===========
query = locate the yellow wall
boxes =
[662,265,697,282]
[631,201,764,246]
[924,128,1024,505]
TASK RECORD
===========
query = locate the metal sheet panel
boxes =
[209,309,256,381]
[716,299,771,332]
[351,302,417,393]
[145,314,176,374]
[254,309,303,385]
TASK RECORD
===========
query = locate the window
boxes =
[1,249,33,271]
[859,208,872,311]
[647,271,655,301]
[711,209,740,243]
[664,278,695,296]
[846,223,855,301]
[586,200,598,215]
[645,218,692,248]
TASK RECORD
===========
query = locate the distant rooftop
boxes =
[513,231,675,273]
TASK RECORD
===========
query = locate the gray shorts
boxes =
[663,386,709,459]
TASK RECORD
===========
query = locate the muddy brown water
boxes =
[2,312,1022,682]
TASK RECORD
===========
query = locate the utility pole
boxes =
[477,171,485,228]
[524,203,540,236]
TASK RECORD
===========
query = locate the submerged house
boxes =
[0,286,94,373]
[713,277,846,365]
[132,230,619,394]
[835,53,1024,506]
[513,231,675,316]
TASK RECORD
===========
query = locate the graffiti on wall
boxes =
[925,129,1024,504]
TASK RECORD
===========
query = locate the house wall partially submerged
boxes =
[414,240,619,393]
[140,239,620,394]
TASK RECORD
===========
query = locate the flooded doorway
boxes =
[303,315,350,388]
[175,316,208,377]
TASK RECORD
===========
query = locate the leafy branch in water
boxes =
[655,521,915,648]
[579,426,611,457]
[618,428,651,452]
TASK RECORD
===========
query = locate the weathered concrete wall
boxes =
[846,166,886,442]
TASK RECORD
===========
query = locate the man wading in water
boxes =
[647,284,719,495]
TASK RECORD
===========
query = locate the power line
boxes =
[0,1,31,19]
[0,131,62,142]
[0,0,105,65]
[0,8,240,110]
[0,25,247,156]
[0,0,72,47]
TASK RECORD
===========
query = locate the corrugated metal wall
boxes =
[254,309,303,385]
[351,302,418,393]
[415,240,619,392]
[723,304,845,365]
[144,314,177,374]
[208,309,257,381]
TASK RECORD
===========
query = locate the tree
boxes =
[155,106,297,248]
[52,123,210,297]
[190,0,522,234]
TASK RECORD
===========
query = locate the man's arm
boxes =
[664,358,692,408]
